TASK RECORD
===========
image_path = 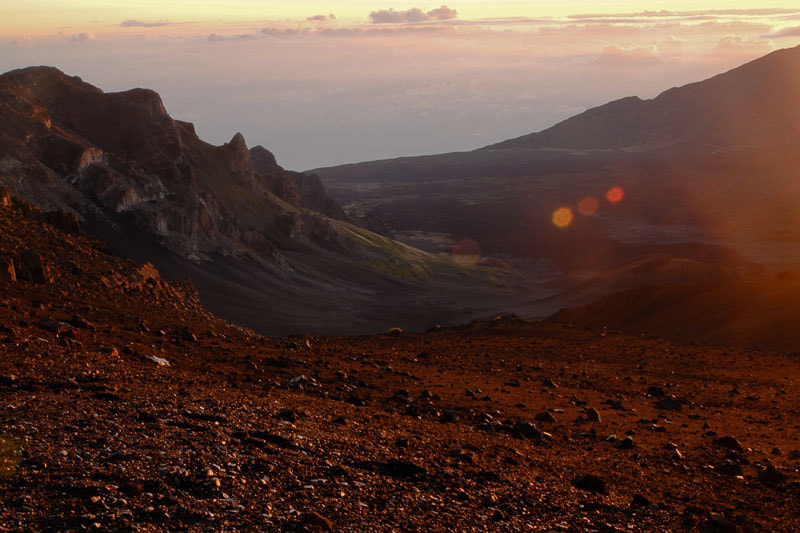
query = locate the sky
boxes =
[2,2,800,169]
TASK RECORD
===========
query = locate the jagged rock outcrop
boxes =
[249,145,349,221]
[0,66,355,264]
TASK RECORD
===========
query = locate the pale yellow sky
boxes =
[4,1,799,35]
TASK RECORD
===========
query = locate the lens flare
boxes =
[577,196,599,216]
[606,186,625,203]
[552,207,573,228]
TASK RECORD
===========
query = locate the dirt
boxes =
[1,190,799,532]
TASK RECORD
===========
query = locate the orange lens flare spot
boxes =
[577,196,599,216]
[606,186,625,204]
[552,207,573,228]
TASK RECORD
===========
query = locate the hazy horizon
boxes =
[3,2,800,169]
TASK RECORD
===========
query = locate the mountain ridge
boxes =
[486,45,800,151]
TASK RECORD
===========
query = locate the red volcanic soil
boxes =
[1,193,799,531]
[550,279,800,352]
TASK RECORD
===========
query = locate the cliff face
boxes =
[0,66,352,264]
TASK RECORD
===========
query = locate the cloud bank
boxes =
[369,5,457,24]
[120,20,171,28]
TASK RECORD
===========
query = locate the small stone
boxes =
[631,494,650,507]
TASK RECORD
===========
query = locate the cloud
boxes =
[70,32,95,43]
[762,25,800,38]
[307,14,336,22]
[597,44,662,67]
[120,20,170,28]
[207,33,254,42]
[369,5,457,24]
[714,34,773,56]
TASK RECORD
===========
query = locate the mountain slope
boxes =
[488,45,800,151]
[549,274,800,351]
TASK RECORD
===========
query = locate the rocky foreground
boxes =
[0,192,799,532]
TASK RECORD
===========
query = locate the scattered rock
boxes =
[708,512,737,533]
[632,494,650,507]
[585,407,601,422]
[716,461,744,477]
[513,422,542,440]
[180,327,198,343]
[617,437,635,450]
[37,319,63,334]
[0,256,16,282]
[542,378,558,389]
[277,409,297,423]
[654,397,682,411]
[377,459,427,480]
[69,314,93,329]
[608,400,625,411]
[647,386,665,397]
[16,250,52,284]
[534,412,556,423]
[758,466,788,487]
[296,511,334,532]
[572,474,607,494]
[289,375,311,389]
[712,436,743,450]
[145,355,170,367]
[442,410,459,423]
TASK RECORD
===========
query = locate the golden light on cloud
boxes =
[577,196,599,216]
[552,207,573,228]
[606,186,625,204]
